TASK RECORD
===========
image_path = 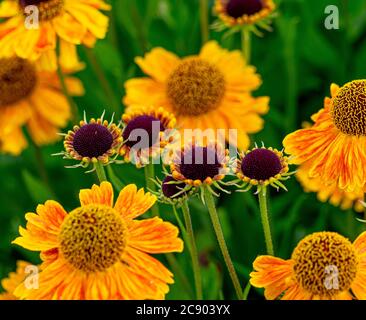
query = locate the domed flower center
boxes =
[292,232,358,298]
[226,0,263,18]
[59,204,127,273]
[331,80,366,136]
[19,0,64,21]
[123,115,165,149]
[167,58,226,116]
[179,146,222,181]
[73,123,114,158]
[0,57,37,107]
[162,176,186,199]
[241,148,282,181]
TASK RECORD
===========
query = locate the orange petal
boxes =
[79,181,114,207]
[114,184,156,219]
[12,201,67,252]
[250,255,293,300]
[128,217,184,254]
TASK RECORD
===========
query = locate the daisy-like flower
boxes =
[0,57,83,155]
[296,163,365,213]
[120,106,177,167]
[169,141,230,196]
[123,41,269,150]
[213,0,276,35]
[61,115,123,168]
[0,261,33,300]
[284,81,366,193]
[12,182,184,300]
[250,231,366,300]
[0,0,110,71]
[234,146,292,192]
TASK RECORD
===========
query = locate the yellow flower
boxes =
[0,261,33,300]
[0,0,110,71]
[123,41,269,150]
[296,162,365,213]
[283,82,366,193]
[250,231,366,300]
[214,0,276,29]
[62,116,123,167]
[0,57,83,156]
[12,182,183,300]
[120,106,177,168]
[234,146,292,192]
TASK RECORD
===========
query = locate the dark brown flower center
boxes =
[19,0,64,21]
[0,57,37,107]
[226,0,263,18]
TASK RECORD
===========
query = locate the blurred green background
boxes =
[1,0,366,299]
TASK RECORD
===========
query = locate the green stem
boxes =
[144,164,159,217]
[84,48,121,116]
[165,253,194,299]
[241,27,251,64]
[106,165,125,190]
[32,143,49,187]
[242,282,251,300]
[56,63,79,120]
[203,187,243,299]
[173,205,188,244]
[199,0,209,44]
[94,162,107,183]
[258,187,275,255]
[182,200,203,300]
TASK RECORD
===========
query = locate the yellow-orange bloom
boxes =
[0,261,33,300]
[123,41,269,150]
[0,57,83,155]
[284,82,366,193]
[296,162,365,213]
[250,231,366,300]
[12,182,183,300]
[0,0,110,71]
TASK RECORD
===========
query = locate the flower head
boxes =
[124,41,269,150]
[250,231,366,300]
[213,0,276,35]
[0,0,110,71]
[0,57,83,155]
[234,146,292,192]
[120,106,177,167]
[61,115,122,168]
[12,182,183,300]
[283,82,366,193]
[0,261,33,300]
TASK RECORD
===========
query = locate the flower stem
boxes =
[242,281,251,300]
[84,48,120,116]
[106,165,125,190]
[258,187,275,255]
[200,0,209,44]
[182,200,203,300]
[94,162,107,183]
[241,27,251,64]
[144,163,160,217]
[203,186,243,299]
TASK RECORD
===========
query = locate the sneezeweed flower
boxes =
[60,114,123,170]
[0,57,83,155]
[234,146,293,193]
[0,261,32,300]
[169,141,230,196]
[0,0,110,71]
[13,182,184,300]
[284,81,366,193]
[296,163,365,213]
[213,0,276,35]
[120,106,177,168]
[124,41,269,150]
[250,231,366,300]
